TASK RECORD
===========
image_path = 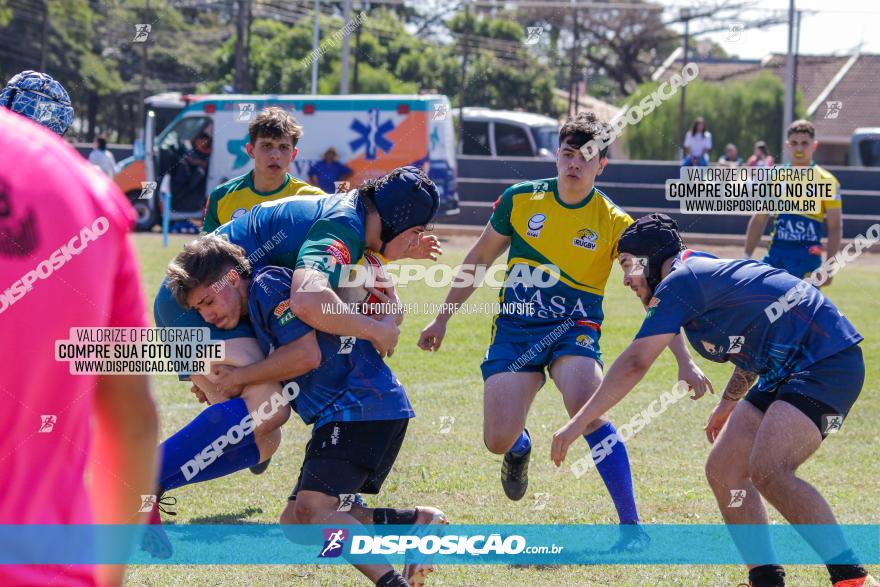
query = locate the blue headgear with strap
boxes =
[1,70,74,136]
[371,166,440,246]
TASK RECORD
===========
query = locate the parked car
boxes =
[457,107,559,159]
[849,127,880,167]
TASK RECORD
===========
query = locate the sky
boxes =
[660,0,880,59]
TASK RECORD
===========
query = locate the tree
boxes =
[623,71,804,161]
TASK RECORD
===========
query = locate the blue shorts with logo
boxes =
[744,343,864,438]
[763,241,823,278]
[480,319,602,381]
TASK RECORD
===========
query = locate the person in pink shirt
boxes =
[0,101,159,586]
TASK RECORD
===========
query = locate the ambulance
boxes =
[114,93,459,231]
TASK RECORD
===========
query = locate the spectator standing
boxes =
[88,134,116,177]
[682,117,712,166]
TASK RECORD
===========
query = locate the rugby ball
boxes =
[335,250,389,315]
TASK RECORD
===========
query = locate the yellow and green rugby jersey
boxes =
[488,177,633,341]
[202,171,325,233]
[770,163,841,246]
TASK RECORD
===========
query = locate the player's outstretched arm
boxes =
[418,224,510,351]
[551,333,674,466]
[744,214,769,258]
[291,267,399,357]
[213,332,322,396]
[92,373,160,587]
[705,367,757,443]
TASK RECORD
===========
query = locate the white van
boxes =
[457,107,559,159]
[116,94,459,231]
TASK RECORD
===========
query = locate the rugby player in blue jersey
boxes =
[144,168,440,556]
[551,214,875,587]
[167,235,446,587]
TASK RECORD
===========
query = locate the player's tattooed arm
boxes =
[721,367,757,402]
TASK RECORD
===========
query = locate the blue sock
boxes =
[158,398,261,492]
[508,429,531,457]
[584,422,639,524]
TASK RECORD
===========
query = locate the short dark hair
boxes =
[96,134,107,150]
[558,111,611,159]
[248,106,303,147]
[166,234,252,308]
[787,119,815,139]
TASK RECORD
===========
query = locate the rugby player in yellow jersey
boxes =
[418,112,711,551]
[744,119,843,286]
[201,106,325,233]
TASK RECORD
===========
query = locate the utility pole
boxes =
[458,0,470,132]
[234,0,250,92]
[139,0,150,128]
[783,10,803,125]
[570,5,580,115]
[782,0,796,163]
[677,7,691,160]
[340,0,352,94]
[39,0,49,71]
[311,0,320,94]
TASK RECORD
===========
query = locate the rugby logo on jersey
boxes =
[274,300,295,325]
[572,228,599,250]
[526,213,546,238]
[231,207,247,219]
[575,334,594,349]
[325,239,351,266]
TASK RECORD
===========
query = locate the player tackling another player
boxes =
[551,214,876,587]
[166,235,446,586]
[745,119,843,284]
[419,112,712,550]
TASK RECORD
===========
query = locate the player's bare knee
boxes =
[484,430,518,454]
[292,494,329,525]
[279,502,299,526]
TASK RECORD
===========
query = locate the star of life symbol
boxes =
[822,414,843,434]
[133,24,151,43]
[727,336,744,354]
[140,181,157,200]
[338,336,356,354]
[824,101,842,119]
[38,414,57,433]
[139,494,157,513]
[524,26,544,45]
[439,415,455,434]
[337,493,356,512]
[728,489,747,508]
[236,103,255,122]
[432,103,449,121]
[334,181,350,193]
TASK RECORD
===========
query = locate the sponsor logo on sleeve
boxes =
[325,240,352,266]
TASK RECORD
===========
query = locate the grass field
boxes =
[127,233,878,587]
